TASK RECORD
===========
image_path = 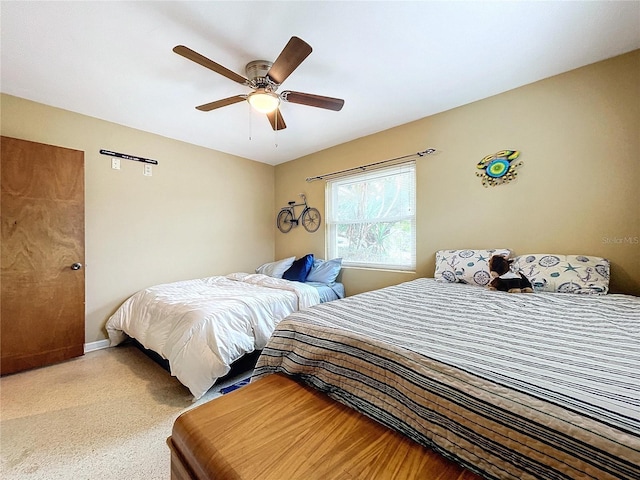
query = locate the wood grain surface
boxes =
[1,136,85,375]
[168,373,482,480]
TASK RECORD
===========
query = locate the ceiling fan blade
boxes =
[266,37,312,85]
[173,45,248,85]
[266,109,287,130]
[281,91,344,111]
[196,96,246,111]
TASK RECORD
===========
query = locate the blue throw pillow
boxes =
[306,258,342,284]
[282,254,315,282]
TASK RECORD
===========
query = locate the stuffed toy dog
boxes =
[488,254,534,293]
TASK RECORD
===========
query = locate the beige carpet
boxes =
[0,344,250,479]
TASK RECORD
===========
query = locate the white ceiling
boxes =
[2,1,639,165]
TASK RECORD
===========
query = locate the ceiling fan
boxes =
[173,36,344,131]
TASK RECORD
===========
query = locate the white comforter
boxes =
[106,273,320,399]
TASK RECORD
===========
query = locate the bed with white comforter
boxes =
[106,272,322,399]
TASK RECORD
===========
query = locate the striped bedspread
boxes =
[253,278,640,480]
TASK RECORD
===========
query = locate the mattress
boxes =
[254,278,640,480]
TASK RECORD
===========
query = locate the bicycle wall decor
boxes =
[277,193,321,233]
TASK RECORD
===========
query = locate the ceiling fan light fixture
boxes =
[174,37,344,131]
[248,90,280,113]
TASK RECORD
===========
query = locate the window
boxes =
[326,162,416,270]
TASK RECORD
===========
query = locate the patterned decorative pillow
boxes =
[513,254,610,294]
[434,249,512,287]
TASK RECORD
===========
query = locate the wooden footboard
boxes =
[168,373,481,480]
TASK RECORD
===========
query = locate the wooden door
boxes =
[1,136,85,375]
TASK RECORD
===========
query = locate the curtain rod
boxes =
[305,148,437,182]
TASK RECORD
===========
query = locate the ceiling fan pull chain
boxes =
[248,104,253,141]
[274,113,278,148]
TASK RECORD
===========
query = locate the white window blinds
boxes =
[326,162,416,270]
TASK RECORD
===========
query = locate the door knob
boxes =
[71,263,83,270]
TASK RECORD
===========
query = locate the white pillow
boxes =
[434,249,512,287]
[255,256,295,278]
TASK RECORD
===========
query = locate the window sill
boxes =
[342,265,417,275]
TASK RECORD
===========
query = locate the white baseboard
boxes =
[84,339,110,354]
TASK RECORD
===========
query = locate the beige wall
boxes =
[275,50,640,296]
[1,49,638,346]
[1,94,275,343]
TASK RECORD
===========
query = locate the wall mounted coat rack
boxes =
[99,149,159,165]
